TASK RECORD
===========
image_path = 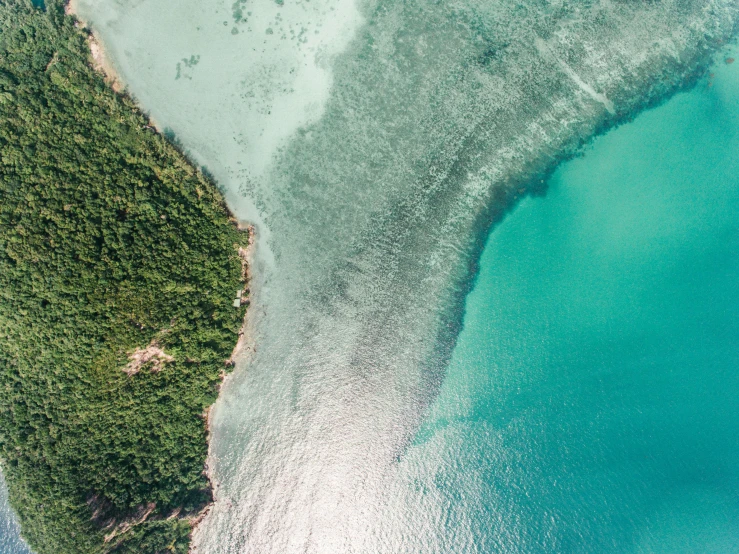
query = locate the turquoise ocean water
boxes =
[406,52,739,552]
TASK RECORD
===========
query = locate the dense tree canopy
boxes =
[0,1,248,551]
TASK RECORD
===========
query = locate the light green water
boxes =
[408,51,739,552]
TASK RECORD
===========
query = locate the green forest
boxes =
[0,0,248,552]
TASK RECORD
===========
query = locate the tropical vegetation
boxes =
[0,1,248,551]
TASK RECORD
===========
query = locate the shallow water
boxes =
[56,0,739,551]
[0,472,31,554]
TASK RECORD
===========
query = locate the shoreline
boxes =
[189,223,258,540]
[63,0,257,545]
[65,0,124,93]
[65,0,164,131]
[228,223,257,367]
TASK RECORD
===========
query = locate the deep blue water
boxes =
[411,51,739,552]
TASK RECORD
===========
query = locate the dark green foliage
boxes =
[0,1,247,551]
[108,520,192,554]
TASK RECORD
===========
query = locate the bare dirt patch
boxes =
[124,341,174,376]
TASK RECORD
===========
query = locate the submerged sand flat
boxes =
[71,0,739,552]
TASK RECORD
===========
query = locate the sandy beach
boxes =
[65,0,126,93]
